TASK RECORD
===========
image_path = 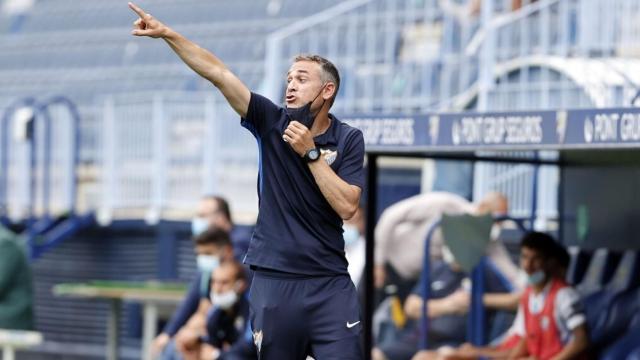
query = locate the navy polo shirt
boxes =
[240,92,365,276]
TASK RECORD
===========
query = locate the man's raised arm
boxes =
[128,2,250,118]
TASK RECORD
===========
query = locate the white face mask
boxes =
[343,224,360,247]
[210,289,238,310]
[191,217,210,237]
[197,255,220,273]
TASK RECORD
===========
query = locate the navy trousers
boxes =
[248,270,363,360]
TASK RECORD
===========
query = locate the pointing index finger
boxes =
[128,2,148,19]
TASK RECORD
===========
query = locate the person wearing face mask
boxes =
[191,195,252,262]
[129,4,365,359]
[152,228,235,359]
[409,234,573,360]
[372,252,513,360]
[175,261,256,360]
[506,232,589,360]
[191,196,232,237]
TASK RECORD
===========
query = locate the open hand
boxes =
[129,2,168,38]
[283,121,315,157]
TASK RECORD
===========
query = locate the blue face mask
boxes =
[527,270,546,285]
[197,255,220,273]
[285,84,326,129]
[191,217,209,237]
[343,224,360,247]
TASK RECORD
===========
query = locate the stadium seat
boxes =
[576,248,622,296]
[582,251,640,352]
[599,301,640,360]
[566,246,592,285]
[589,287,640,350]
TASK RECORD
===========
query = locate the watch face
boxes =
[308,148,320,161]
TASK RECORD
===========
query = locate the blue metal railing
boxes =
[39,96,82,218]
[0,96,94,259]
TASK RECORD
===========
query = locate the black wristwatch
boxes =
[304,148,321,162]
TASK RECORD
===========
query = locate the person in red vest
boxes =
[411,233,575,360]
[507,232,589,360]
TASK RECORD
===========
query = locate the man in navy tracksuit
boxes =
[130,3,366,359]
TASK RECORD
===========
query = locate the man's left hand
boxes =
[283,121,315,157]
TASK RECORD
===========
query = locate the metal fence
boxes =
[96,92,259,224]
[3,0,640,224]
[1,98,76,221]
[478,0,640,111]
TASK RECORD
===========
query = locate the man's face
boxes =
[211,265,239,295]
[520,246,546,276]
[196,198,227,230]
[285,61,326,110]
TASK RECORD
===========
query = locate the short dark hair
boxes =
[520,231,561,260]
[203,195,232,224]
[193,228,231,248]
[552,241,570,270]
[293,54,340,106]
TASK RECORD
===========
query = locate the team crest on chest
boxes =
[320,149,338,165]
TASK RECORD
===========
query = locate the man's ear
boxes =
[322,82,336,102]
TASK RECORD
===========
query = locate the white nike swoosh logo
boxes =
[346,321,360,328]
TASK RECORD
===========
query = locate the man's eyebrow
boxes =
[286,69,310,76]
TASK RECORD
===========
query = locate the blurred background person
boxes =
[191,195,252,262]
[0,225,34,331]
[372,251,512,360]
[506,232,588,360]
[152,228,234,359]
[175,260,255,360]
[411,233,572,360]
[374,192,514,305]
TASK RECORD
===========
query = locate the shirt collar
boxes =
[313,113,339,146]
